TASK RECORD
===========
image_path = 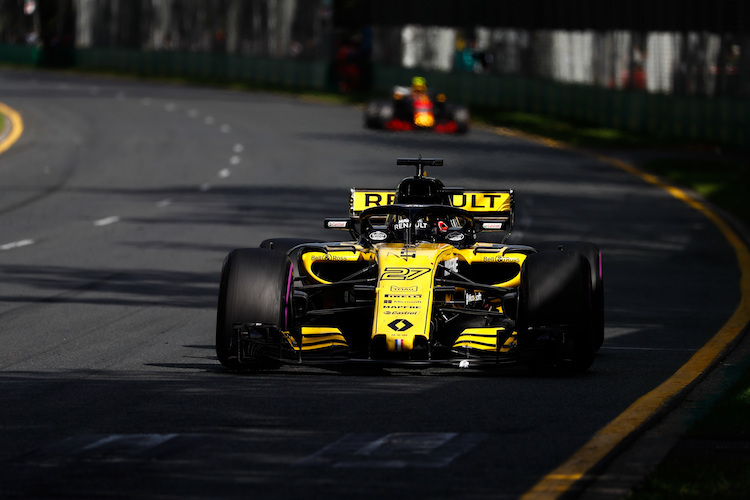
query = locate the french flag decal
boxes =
[395,339,404,351]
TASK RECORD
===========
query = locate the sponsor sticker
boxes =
[327,220,349,228]
[450,192,511,212]
[388,319,414,332]
[311,254,350,261]
[368,230,388,241]
[351,191,396,213]
[380,267,431,280]
[481,256,520,263]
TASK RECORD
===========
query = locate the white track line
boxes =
[93,216,120,227]
[1,239,34,250]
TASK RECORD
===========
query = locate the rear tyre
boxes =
[215,248,294,370]
[452,105,470,134]
[534,241,604,350]
[519,250,595,373]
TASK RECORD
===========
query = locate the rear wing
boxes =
[324,157,514,240]
[344,188,515,235]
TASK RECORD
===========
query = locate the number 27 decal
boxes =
[380,267,431,280]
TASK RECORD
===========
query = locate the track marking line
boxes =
[602,346,698,352]
[93,216,121,227]
[295,432,485,468]
[16,433,202,463]
[80,433,179,453]
[494,127,750,500]
[0,102,24,155]
[1,239,34,250]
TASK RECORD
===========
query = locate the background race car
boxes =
[216,158,603,374]
[363,77,470,134]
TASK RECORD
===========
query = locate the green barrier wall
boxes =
[73,48,331,91]
[0,44,41,65]
[1,45,746,149]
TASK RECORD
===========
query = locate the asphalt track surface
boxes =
[0,69,744,499]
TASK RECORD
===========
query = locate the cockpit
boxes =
[359,204,476,247]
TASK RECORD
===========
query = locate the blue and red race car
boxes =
[364,77,470,134]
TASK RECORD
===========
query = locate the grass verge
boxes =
[627,367,750,499]
[472,110,665,149]
[639,157,750,226]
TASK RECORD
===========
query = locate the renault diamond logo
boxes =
[388,319,413,332]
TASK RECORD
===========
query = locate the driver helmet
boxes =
[411,76,427,94]
[414,215,449,242]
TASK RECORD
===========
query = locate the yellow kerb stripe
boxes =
[0,102,23,155]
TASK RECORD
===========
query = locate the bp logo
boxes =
[388,319,414,332]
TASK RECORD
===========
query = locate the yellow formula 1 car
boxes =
[216,158,603,373]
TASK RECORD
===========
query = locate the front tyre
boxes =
[364,100,391,129]
[534,241,604,350]
[519,250,595,373]
[215,248,294,370]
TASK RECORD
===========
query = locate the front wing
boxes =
[230,241,559,370]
